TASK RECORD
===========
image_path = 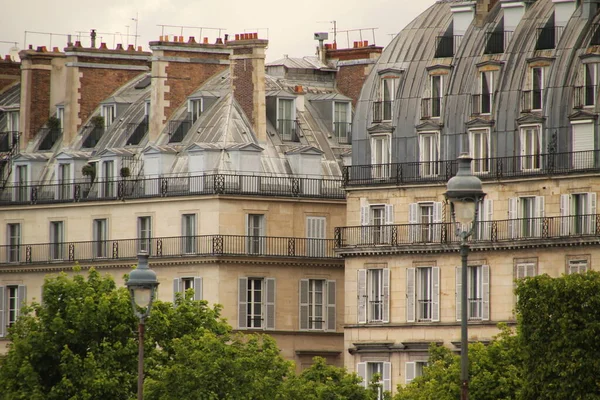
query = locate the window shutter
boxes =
[383,362,392,392]
[508,197,518,238]
[534,196,545,237]
[482,265,490,321]
[409,203,418,242]
[456,267,462,321]
[0,286,4,337]
[382,268,390,323]
[360,206,370,226]
[357,269,367,324]
[238,277,248,329]
[265,278,276,330]
[194,277,203,300]
[516,264,526,280]
[384,204,394,224]
[588,192,596,234]
[527,264,536,277]
[560,194,571,235]
[299,279,309,330]
[481,199,493,240]
[406,268,416,323]
[357,362,368,388]
[173,278,181,303]
[432,267,440,322]
[405,361,416,384]
[17,285,26,316]
[433,202,442,241]
[327,280,336,331]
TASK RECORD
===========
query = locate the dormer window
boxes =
[277,98,297,141]
[144,100,150,120]
[188,98,203,123]
[473,71,494,115]
[422,74,443,119]
[6,111,19,133]
[333,101,351,144]
[574,64,597,108]
[56,107,64,130]
[370,134,390,178]
[522,66,546,112]
[101,104,116,127]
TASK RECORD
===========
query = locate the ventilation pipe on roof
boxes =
[500,0,527,31]
[451,2,477,35]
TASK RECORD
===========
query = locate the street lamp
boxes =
[126,252,159,400]
[444,154,485,400]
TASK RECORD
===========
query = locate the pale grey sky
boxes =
[0,0,436,62]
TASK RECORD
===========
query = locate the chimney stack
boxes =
[227,34,268,143]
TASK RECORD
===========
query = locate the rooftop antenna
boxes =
[336,27,378,48]
[156,24,227,42]
[243,28,269,40]
[317,20,337,46]
[132,13,139,47]
[314,32,329,63]
[23,31,71,50]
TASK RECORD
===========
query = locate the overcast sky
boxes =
[0,0,436,62]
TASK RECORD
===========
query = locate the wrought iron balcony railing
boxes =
[372,101,393,123]
[38,128,62,151]
[277,119,300,142]
[484,31,513,54]
[126,121,148,146]
[573,85,597,109]
[435,35,462,58]
[0,234,340,265]
[343,149,600,187]
[333,122,352,144]
[335,214,600,249]
[421,97,442,119]
[0,173,345,205]
[168,119,191,143]
[82,126,105,149]
[521,89,543,112]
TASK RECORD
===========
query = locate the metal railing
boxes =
[277,119,300,142]
[472,93,494,115]
[521,89,543,112]
[536,26,564,50]
[421,97,442,119]
[82,126,105,149]
[335,214,600,248]
[126,121,148,146]
[343,150,600,186]
[168,120,191,143]
[435,35,462,58]
[372,101,393,122]
[38,128,62,151]
[0,131,19,152]
[573,85,596,109]
[0,173,345,205]
[484,31,513,54]
[0,234,340,265]
[333,122,352,144]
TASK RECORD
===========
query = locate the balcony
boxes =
[333,122,352,144]
[472,93,493,115]
[0,234,340,265]
[38,128,62,151]
[435,35,462,58]
[573,85,596,109]
[168,119,191,143]
[82,125,105,149]
[335,214,600,251]
[536,26,564,50]
[0,173,345,205]
[421,97,442,119]
[343,150,600,187]
[372,101,393,123]
[126,121,148,146]
[277,119,300,142]
[521,89,543,112]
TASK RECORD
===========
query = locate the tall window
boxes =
[508,196,545,238]
[238,277,275,330]
[456,265,490,321]
[50,221,64,260]
[419,132,439,176]
[371,135,390,179]
[102,160,114,197]
[173,277,202,301]
[58,163,71,200]
[137,216,152,253]
[430,75,442,117]
[357,268,390,323]
[56,107,64,130]
[15,165,28,202]
[308,279,324,329]
[0,285,26,337]
[93,219,107,258]
[568,259,589,274]
[370,206,385,244]
[407,266,440,322]
[405,361,428,384]
[7,286,18,327]
[333,101,351,143]
[182,214,197,254]
[7,223,20,262]
[584,64,596,107]
[101,105,116,127]
[469,130,489,173]
[480,71,493,114]
[306,216,326,257]
[409,202,442,243]
[357,361,391,397]
[189,98,203,123]
[532,67,543,110]
[299,279,336,331]
[246,214,265,254]
[561,193,597,235]
[379,78,397,121]
[277,98,295,140]
[7,111,19,133]
[520,126,541,170]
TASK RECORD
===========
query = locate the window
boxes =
[299,279,336,331]
[57,163,71,200]
[238,277,275,330]
[430,75,442,117]
[306,216,326,257]
[409,202,442,243]
[561,193,597,235]
[508,196,544,238]
[516,263,536,280]
[531,67,543,110]
[144,101,150,119]
[357,268,390,323]
[405,361,428,384]
[378,78,397,121]
[584,64,596,107]
[456,265,490,321]
[370,135,390,179]
[101,105,116,127]
[480,71,493,114]
[568,259,589,274]
[182,214,197,254]
[419,132,439,176]
[360,204,394,245]
[92,219,107,258]
[333,101,351,143]
[0,285,25,337]
[56,107,64,130]
[173,277,202,301]
[7,111,19,132]
[357,361,391,397]
[277,98,296,140]
[246,214,265,254]
[14,164,28,202]
[406,267,440,322]
[520,126,541,170]
[7,223,20,263]
[475,199,494,241]
[469,129,489,173]
[50,221,64,260]
[137,216,152,253]
[189,98,203,123]
[102,160,115,197]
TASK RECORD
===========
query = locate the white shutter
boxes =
[481,199,493,240]
[357,269,367,324]
[360,206,369,226]
[588,192,596,234]
[299,279,309,330]
[482,265,490,321]
[534,196,545,237]
[508,197,518,238]
[405,362,416,384]
[327,280,336,331]
[17,285,26,316]
[456,267,462,321]
[527,264,536,277]
[385,204,394,224]
[432,266,440,322]
[516,264,526,280]
[382,268,390,323]
[572,122,594,168]
[433,202,442,241]
[406,268,416,323]
[0,286,4,337]
[383,362,392,392]
[409,203,418,242]
[238,277,248,329]
[357,362,368,388]
[360,206,370,245]
[193,277,203,300]
[560,194,571,236]
[173,278,181,302]
[265,278,276,330]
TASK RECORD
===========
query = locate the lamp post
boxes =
[126,252,159,400]
[444,154,485,400]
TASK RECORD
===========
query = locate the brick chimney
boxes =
[325,43,383,107]
[61,43,151,146]
[227,34,268,143]
[0,56,21,93]
[18,47,65,150]
[148,36,229,142]
[475,0,500,26]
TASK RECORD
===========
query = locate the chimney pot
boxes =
[363,40,368,47]
[159,35,164,41]
[179,35,184,42]
[99,42,108,49]
[116,43,124,51]
[333,42,337,50]
[4,55,11,61]
[53,47,59,52]
[188,36,197,44]
[224,34,229,42]
[137,46,143,51]
[127,44,135,51]
[75,41,82,48]
[235,34,240,40]
[28,44,33,50]
[37,46,47,52]
[203,37,209,44]
[216,37,224,45]
[253,32,258,39]
[165,35,169,42]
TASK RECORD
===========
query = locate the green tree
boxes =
[516,271,600,400]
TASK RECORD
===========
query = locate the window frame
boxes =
[181,213,197,254]
[188,98,203,123]
[531,67,544,111]
[370,134,391,179]
[7,223,21,263]
[469,128,490,174]
[519,124,542,171]
[49,220,65,260]
[419,131,440,177]
[568,259,589,274]
[92,218,108,258]
[101,104,117,127]
[479,71,494,115]
[429,75,443,118]
[137,216,152,253]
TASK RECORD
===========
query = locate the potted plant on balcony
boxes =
[82,163,96,182]
[120,166,131,179]
[91,116,105,129]
[47,116,61,133]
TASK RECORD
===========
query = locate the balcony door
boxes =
[246,214,265,255]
